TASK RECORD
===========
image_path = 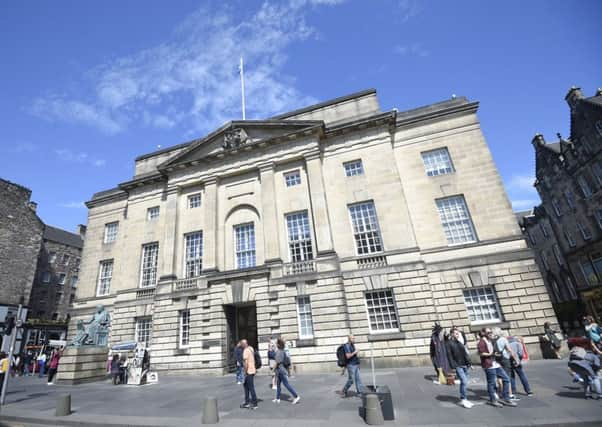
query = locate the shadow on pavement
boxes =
[556,391,586,399]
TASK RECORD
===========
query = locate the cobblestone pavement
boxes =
[0,360,600,426]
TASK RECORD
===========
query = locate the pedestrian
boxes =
[507,335,534,397]
[493,328,521,401]
[568,345,601,399]
[240,339,258,410]
[47,348,63,385]
[11,354,20,377]
[273,338,300,404]
[477,327,516,407]
[341,335,364,397]
[0,352,8,395]
[23,351,33,376]
[119,354,128,384]
[583,316,602,356]
[543,322,562,359]
[284,341,295,378]
[445,328,474,408]
[268,339,277,389]
[234,341,244,385]
[37,352,47,378]
[111,354,121,385]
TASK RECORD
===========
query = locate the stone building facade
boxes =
[71,89,558,374]
[518,87,602,329]
[0,178,44,350]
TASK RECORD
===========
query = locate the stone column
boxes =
[259,162,281,263]
[202,177,219,272]
[304,151,334,254]
[159,186,179,281]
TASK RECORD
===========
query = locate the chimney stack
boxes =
[28,201,37,212]
[531,133,545,147]
[77,224,87,239]
[565,86,584,108]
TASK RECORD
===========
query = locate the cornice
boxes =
[395,101,479,129]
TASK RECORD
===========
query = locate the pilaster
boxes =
[203,177,219,272]
[304,151,334,254]
[159,186,179,281]
[259,162,281,262]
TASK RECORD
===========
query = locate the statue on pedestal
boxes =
[69,305,111,347]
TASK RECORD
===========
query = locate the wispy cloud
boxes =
[505,173,540,211]
[394,43,429,57]
[9,142,38,153]
[29,1,346,135]
[507,174,536,191]
[54,149,106,167]
[396,0,419,22]
[58,201,86,209]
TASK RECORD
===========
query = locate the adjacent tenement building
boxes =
[0,178,44,351]
[70,89,558,373]
[519,87,602,329]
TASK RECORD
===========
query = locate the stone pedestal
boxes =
[56,346,108,385]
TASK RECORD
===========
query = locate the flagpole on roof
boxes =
[239,57,246,120]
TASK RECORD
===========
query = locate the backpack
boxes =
[336,344,347,367]
[508,337,523,360]
[588,326,601,343]
[282,352,291,369]
[253,349,262,369]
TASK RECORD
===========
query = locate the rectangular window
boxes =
[553,244,563,265]
[234,223,256,269]
[55,292,63,304]
[421,147,454,177]
[179,310,191,348]
[286,211,313,262]
[296,296,314,339]
[49,252,57,263]
[75,258,81,268]
[188,194,202,209]
[436,195,477,245]
[540,223,549,238]
[581,261,597,285]
[551,198,562,217]
[140,243,159,288]
[97,260,113,296]
[564,190,575,209]
[57,273,66,285]
[593,162,602,187]
[596,209,602,230]
[104,222,119,243]
[541,252,550,271]
[184,231,203,278]
[62,254,70,265]
[462,287,502,324]
[364,289,399,333]
[70,276,78,288]
[566,276,578,299]
[348,201,383,255]
[578,176,593,198]
[147,206,160,220]
[69,294,75,305]
[284,170,301,187]
[344,159,364,177]
[592,253,602,277]
[578,222,592,240]
[564,230,576,248]
[42,271,51,283]
[135,317,152,348]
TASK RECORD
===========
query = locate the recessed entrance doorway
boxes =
[224,303,257,371]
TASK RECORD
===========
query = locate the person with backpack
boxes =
[445,328,474,408]
[583,316,602,356]
[267,340,277,389]
[340,335,364,397]
[568,344,601,399]
[240,339,258,410]
[493,328,524,400]
[506,335,533,397]
[477,328,516,407]
[273,338,300,404]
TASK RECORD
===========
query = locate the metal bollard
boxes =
[201,396,219,424]
[55,393,71,417]
[364,393,384,425]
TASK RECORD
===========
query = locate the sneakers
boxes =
[526,391,535,396]
[509,395,521,401]
[47,382,54,386]
[236,381,242,385]
[501,399,517,407]
[292,396,300,405]
[272,398,280,403]
[341,389,348,398]
[460,399,474,408]
[488,400,503,408]
[573,376,584,384]
[240,403,250,409]
[249,403,258,410]
[493,392,499,400]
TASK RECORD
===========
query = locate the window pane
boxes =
[104,222,119,243]
[135,317,152,348]
[436,196,476,245]
[235,223,256,269]
[188,194,202,209]
[364,290,399,332]
[179,310,190,347]
[284,170,301,187]
[462,287,501,323]
[147,207,160,220]
[297,296,314,338]
[185,232,203,278]
[286,211,313,262]
[421,148,454,176]
[97,260,113,296]
[348,202,383,255]
[344,160,364,177]
[140,243,159,287]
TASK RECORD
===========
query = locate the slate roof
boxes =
[542,142,561,153]
[43,225,83,249]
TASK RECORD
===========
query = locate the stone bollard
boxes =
[55,393,71,417]
[364,393,384,425]
[201,396,219,424]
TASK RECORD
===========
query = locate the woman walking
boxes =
[446,328,474,408]
[273,338,300,404]
[47,348,63,385]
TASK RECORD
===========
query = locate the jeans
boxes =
[276,367,298,400]
[485,367,510,401]
[243,373,257,404]
[343,363,364,394]
[510,363,531,394]
[47,368,57,383]
[455,366,469,400]
[38,361,45,377]
[236,364,244,383]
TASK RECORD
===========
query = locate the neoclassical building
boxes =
[71,89,558,373]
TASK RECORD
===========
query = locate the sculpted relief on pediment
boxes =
[222,128,250,150]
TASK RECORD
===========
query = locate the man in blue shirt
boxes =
[341,335,364,397]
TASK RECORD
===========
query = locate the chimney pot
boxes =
[28,201,37,212]
[77,224,87,238]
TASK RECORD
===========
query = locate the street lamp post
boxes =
[1,303,23,405]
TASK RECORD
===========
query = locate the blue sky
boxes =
[1,0,600,232]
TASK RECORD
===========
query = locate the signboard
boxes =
[48,340,67,347]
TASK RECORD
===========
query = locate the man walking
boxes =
[240,339,258,409]
[494,328,533,399]
[341,335,364,397]
[478,328,517,407]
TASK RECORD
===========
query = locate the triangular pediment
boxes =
[160,120,323,169]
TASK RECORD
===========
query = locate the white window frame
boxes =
[564,229,576,248]
[234,223,256,269]
[179,310,191,349]
[577,175,592,198]
[348,201,384,255]
[284,170,302,187]
[553,244,563,266]
[344,159,364,177]
[435,195,477,245]
[296,296,314,339]
[135,317,152,348]
[97,260,113,296]
[147,206,160,221]
[286,211,314,262]
[578,221,592,241]
[184,231,203,278]
[188,193,202,209]
[462,287,502,325]
[421,147,454,177]
[364,289,400,334]
[140,242,159,288]
[551,198,562,217]
[104,222,119,243]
